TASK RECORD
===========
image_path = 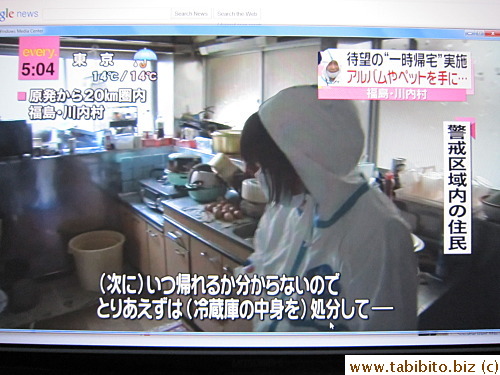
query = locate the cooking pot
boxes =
[187,163,224,187]
[167,171,190,187]
[185,184,227,203]
[185,164,227,203]
[167,153,202,174]
[481,193,500,222]
[189,170,222,188]
[212,130,241,154]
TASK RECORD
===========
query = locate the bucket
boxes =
[69,230,125,292]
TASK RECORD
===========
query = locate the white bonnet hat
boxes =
[258,85,364,178]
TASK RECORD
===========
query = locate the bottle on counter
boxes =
[156,116,165,139]
[104,129,114,150]
[384,171,395,199]
[391,157,406,190]
[68,138,76,154]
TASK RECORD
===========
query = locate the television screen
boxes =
[0,0,498,363]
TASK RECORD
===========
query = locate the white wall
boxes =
[205,51,262,130]
[202,38,372,153]
[156,54,175,136]
[203,40,325,130]
[263,44,319,100]
[173,54,203,119]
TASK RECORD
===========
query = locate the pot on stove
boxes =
[167,153,202,174]
[185,163,227,203]
[167,171,190,187]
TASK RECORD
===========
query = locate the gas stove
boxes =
[139,177,188,212]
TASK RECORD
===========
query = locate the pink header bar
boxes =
[18,36,60,80]
[318,87,468,101]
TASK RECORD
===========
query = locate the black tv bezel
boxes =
[0,343,498,373]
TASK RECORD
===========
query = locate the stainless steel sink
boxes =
[232,222,258,241]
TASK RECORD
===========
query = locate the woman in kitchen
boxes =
[240,85,417,332]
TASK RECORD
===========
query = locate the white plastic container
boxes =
[69,231,125,292]
[356,162,375,181]
[112,134,135,150]
[241,178,268,204]
[208,153,242,183]
[194,136,213,153]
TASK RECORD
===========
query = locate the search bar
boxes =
[44,7,172,21]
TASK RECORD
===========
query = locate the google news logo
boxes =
[0,8,40,22]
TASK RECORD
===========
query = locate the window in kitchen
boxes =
[205,51,262,130]
[62,52,155,133]
[203,37,372,159]
[377,38,500,188]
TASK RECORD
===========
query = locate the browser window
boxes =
[0,0,498,350]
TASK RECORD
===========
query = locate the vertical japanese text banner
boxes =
[443,121,472,255]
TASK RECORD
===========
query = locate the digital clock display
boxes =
[20,62,56,78]
[18,36,60,80]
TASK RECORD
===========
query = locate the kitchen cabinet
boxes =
[163,219,252,332]
[146,223,166,278]
[190,238,225,332]
[161,200,254,332]
[161,217,252,332]
[120,206,168,278]
[163,220,191,277]
[120,198,254,332]
[190,237,252,332]
[119,206,149,274]
[220,254,253,332]
[163,219,191,313]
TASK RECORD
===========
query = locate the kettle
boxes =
[185,164,227,203]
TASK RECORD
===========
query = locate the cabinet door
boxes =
[221,255,253,332]
[163,220,191,312]
[164,221,190,276]
[191,238,222,277]
[190,238,224,332]
[120,207,149,274]
[147,224,166,278]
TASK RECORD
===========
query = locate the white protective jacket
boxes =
[249,86,417,332]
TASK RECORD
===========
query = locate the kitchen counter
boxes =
[118,192,165,229]
[119,192,255,250]
[118,192,255,265]
[162,196,256,251]
[119,191,451,320]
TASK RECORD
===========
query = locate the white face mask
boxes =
[254,167,270,201]
[326,70,339,80]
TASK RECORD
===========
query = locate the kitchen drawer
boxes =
[190,238,224,332]
[163,220,191,309]
[221,255,252,332]
[190,237,252,332]
[147,224,166,278]
[191,238,223,277]
[164,222,190,277]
